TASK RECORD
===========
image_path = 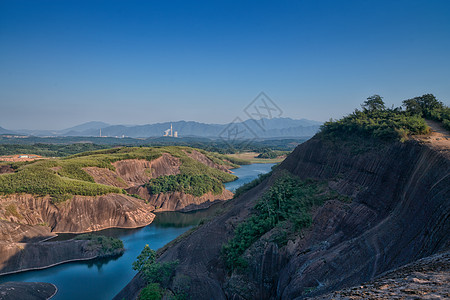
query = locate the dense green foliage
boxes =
[134,245,190,300]
[321,94,449,141]
[74,234,124,256]
[321,95,429,141]
[146,174,223,197]
[256,149,289,159]
[0,136,305,154]
[402,94,450,131]
[222,172,347,271]
[0,143,109,157]
[138,283,163,300]
[0,160,122,201]
[133,245,179,287]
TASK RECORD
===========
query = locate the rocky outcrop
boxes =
[312,250,450,299]
[0,282,57,300]
[0,237,124,275]
[112,154,181,187]
[115,136,449,299]
[0,193,155,233]
[128,185,234,212]
[83,167,128,188]
[0,220,55,243]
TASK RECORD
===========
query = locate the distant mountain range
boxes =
[2,118,322,139]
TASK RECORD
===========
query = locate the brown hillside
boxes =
[115,135,450,300]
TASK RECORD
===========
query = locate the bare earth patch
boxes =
[413,120,450,157]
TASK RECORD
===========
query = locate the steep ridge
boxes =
[115,136,449,299]
[312,250,450,299]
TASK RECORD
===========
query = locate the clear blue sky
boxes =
[1,0,449,130]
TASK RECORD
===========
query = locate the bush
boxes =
[222,172,345,272]
[321,95,432,141]
[133,245,179,287]
[74,234,124,256]
[139,283,163,300]
[145,174,223,197]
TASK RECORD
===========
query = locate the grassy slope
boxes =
[0,146,237,202]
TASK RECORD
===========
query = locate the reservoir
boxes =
[0,163,275,299]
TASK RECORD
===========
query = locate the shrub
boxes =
[321,95,433,141]
[145,174,223,197]
[74,234,124,256]
[222,172,347,272]
[138,283,163,300]
[133,245,179,287]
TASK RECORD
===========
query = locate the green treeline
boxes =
[402,93,450,131]
[145,174,223,197]
[222,172,349,271]
[0,143,109,157]
[321,94,449,141]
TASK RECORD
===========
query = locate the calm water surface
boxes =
[0,163,275,299]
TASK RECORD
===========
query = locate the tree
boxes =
[362,95,385,111]
[402,94,444,116]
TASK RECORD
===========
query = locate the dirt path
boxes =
[412,120,450,157]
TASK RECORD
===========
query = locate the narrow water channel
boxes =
[0,163,275,299]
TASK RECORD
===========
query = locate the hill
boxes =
[0,146,240,275]
[10,117,321,138]
[114,94,450,299]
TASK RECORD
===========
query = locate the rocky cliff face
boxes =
[0,282,57,300]
[0,193,155,233]
[128,186,234,212]
[85,153,234,212]
[115,136,449,300]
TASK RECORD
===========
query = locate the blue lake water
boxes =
[0,163,275,299]
[224,163,275,192]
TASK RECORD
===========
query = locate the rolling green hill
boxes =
[0,146,238,203]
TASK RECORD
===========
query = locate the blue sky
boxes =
[1,0,449,130]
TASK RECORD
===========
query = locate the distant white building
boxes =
[163,124,178,137]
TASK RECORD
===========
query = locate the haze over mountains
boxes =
[2,118,322,139]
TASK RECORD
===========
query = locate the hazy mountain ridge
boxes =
[4,118,321,138]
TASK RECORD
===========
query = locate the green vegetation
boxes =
[138,283,163,300]
[5,203,23,219]
[74,234,124,256]
[321,95,429,141]
[0,146,237,201]
[256,149,289,159]
[222,172,347,272]
[402,93,450,131]
[0,160,122,201]
[0,136,305,154]
[0,143,109,157]
[321,94,449,142]
[146,174,223,197]
[133,245,184,300]
[68,146,237,182]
